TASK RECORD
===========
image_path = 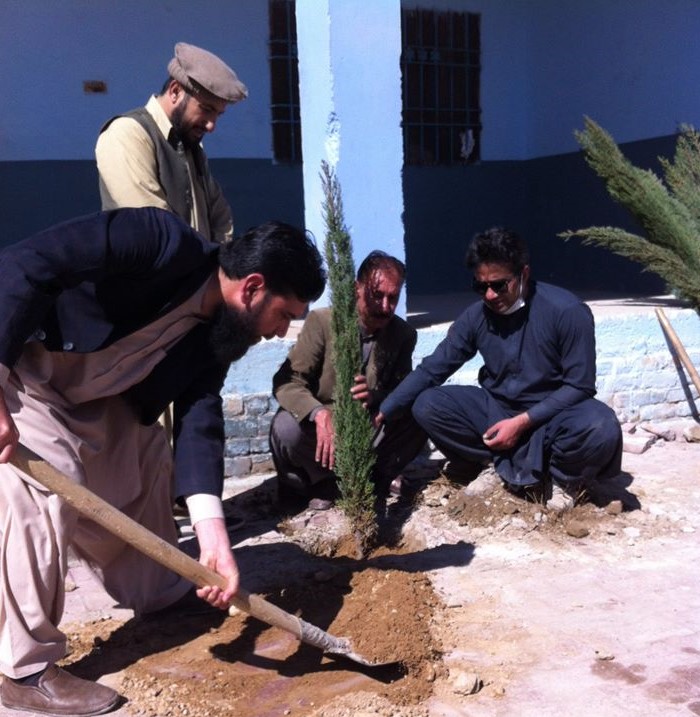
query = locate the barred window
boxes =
[401,9,481,166]
[269,0,302,163]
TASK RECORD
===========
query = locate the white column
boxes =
[296,0,406,314]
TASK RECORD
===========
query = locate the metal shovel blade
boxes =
[297,617,396,667]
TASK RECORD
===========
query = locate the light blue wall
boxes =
[2,1,699,296]
[527,0,700,157]
[6,2,698,163]
[402,0,700,159]
[0,0,270,161]
[403,0,533,159]
[330,1,405,263]
[296,0,333,277]
[297,0,406,311]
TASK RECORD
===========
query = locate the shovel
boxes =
[10,443,392,668]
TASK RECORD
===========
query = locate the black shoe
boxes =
[277,471,310,495]
[308,497,334,511]
[388,473,427,499]
[441,459,489,485]
[504,481,544,503]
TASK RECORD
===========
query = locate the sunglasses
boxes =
[472,276,516,296]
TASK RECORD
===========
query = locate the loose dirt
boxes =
[54,432,699,717]
[64,565,438,717]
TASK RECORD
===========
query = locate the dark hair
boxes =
[160,77,174,94]
[160,76,205,101]
[356,250,406,283]
[218,221,326,302]
[465,227,530,274]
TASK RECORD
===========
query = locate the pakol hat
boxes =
[167,42,248,103]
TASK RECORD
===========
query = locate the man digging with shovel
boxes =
[0,208,325,716]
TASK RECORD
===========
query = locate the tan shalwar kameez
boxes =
[96,96,234,243]
[0,281,211,678]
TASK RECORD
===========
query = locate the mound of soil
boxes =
[61,524,443,716]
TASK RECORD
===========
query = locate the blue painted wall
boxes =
[2,1,698,298]
[526,0,700,157]
[403,135,674,296]
[1,0,269,161]
[399,0,700,296]
[404,0,700,159]
[0,159,304,249]
[0,0,304,248]
[10,1,696,163]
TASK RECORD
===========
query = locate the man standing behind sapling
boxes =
[96,42,247,243]
[376,227,623,511]
[270,251,427,510]
[0,208,325,717]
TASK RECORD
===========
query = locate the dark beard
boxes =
[170,99,200,150]
[208,305,259,365]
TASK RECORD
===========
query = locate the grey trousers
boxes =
[269,408,427,496]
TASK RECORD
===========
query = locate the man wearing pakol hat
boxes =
[96,42,247,243]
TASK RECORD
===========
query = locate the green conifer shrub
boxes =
[560,117,700,313]
[320,161,377,549]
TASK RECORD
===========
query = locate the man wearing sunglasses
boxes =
[376,227,622,511]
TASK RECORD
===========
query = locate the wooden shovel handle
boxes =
[10,444,303,640]
[655,308,700,396]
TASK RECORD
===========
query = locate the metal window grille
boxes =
[401,9,481,166]
[269,0,302,163]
